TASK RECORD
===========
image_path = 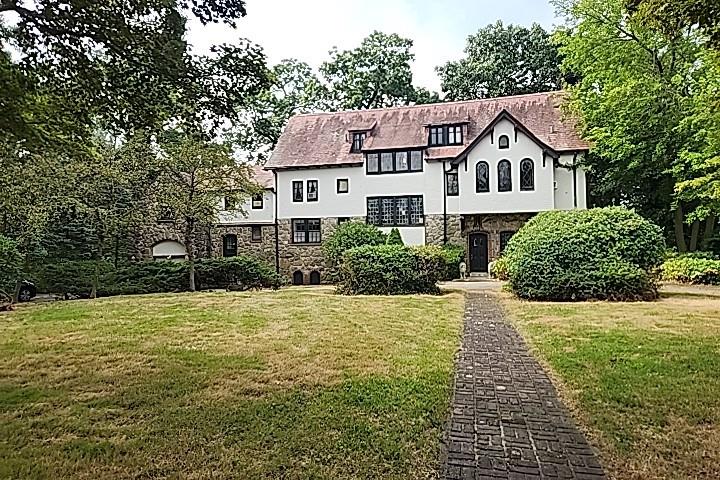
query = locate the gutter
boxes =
[572,152,578,209]
[273,170,280,274]
[443,161,448,245]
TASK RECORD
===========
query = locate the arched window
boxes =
[292,270,304,285]
[309,271,321,285]
[476,161,489,193]
[498,135,510,149]
[498,160,512,192]
[520,158,535,191]
[152,240,186,261]
[222,234,238,257]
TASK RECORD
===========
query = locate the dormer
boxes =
[347,121,376,153]
[427,123,468,147]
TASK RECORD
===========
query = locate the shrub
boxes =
[102,261,189,296]
[0,235,24,295]
[385,228,404,245]
[195,256,284,290]
[661,256,720,285]
[337,245,442,295]
[435,244,464,281]
[32,260,116,296]
[503,207,665,301]
[490,257,510,281]
[323,222,386,266]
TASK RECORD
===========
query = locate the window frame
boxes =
[158,205,174,223]
[224,196,236,211]
[520,158,535,191]
[365,149,423,175]
[291,218,322,244]
[428,124,464,147]
[498,159,512,192]
[446,171,459,196]
[292,181,303,202]
[350,132,366,153]
[251,193,263,210]
[222,234,238,257]
[251,226,262,243]
[498,135,510,149]
[499,230,515,254]
[307,179,319,202]
[337,178,349,194]
[476,161,490,193]
[366,195,425,227]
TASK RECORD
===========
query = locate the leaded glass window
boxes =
[476,161,489,193]
[520,158,534,191]
[498,160,512,192]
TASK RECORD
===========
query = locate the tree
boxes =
[232,59,327,163]
[554,0,706,251]
[320,31,421,110]
[386,228,404,246]
[437,21,562,101]
[628,0,720,48]
[155,136,259,291]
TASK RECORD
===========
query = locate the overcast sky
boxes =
[188,0,559,92]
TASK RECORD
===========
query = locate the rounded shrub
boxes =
[504,207,665,301]
[323,222,387,266]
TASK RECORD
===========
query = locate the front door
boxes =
[469,233,489,273]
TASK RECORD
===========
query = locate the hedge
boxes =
[0,235,24,295]
[661,255,720,285]
[31,256,283,297]
[337,245,444,295]
[503,207,665,301]
[323,222,387,266]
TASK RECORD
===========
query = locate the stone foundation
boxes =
[277,217,341,284]
[211,224,276,266]
[461,213,535,263]
[425,214,463,247]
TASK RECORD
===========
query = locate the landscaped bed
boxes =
[0,288,464,479]
[500,284,720,480]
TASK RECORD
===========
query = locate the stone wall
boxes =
[425,214,463,247]
[277,218,338,284]
[461,213,535,263]
[211,224,276,266]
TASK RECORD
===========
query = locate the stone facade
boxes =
[425,214,463,247]
[211,224,276,266]
[461,213,534,264]
[276,217,342,284]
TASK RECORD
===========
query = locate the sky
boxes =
[188,0,560,92]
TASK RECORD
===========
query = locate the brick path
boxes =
[441,292,606,480]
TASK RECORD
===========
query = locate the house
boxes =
[142,91,589,283]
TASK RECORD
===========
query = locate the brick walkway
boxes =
[441,292,606,480]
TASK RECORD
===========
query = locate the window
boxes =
[223,234,238,257]
[520,158,535,191]
[428,124,463,146]
[366,196,424,227]
[476,161,489,193]
[446,171,459,196]
[307,180,318,202]
[309,271,321,285]
[367,153,379,173]
[224,196,236,211]
[351,132,366,152]
[292,219,321,244]
[292,181,303,202]
[366,150,423,174]
[251,194,263,209]
[500,231,515,254]
[292,270,304,285]
[498,160,512,192]
[498,135,510,149]
[251,226,262,243]
[337,178,349,194]
[338,217,350,225]
[158,205,174,223]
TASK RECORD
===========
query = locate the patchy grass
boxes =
[0,288,464,479]
[500,285,720,480]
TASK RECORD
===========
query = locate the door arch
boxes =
[309,271,321,285]
[468,232,489,273]
[292,270,304,285]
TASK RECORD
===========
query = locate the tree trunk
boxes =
[11,280,21,304]
[674,205,688,253]
[185,221,196,292]
[689,219,700,252]
[702,214,716,251]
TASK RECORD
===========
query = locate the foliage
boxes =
[337,245,443,295]
[320,31,427,110]
[490,257,510,281]
[31,260,117,296]
[195,256,284,290]
[434,244,465,281]
[0,235,24,295]
[437,21,562,100]
[322,222,387,267]
[628,0,720,48]
[385,228,404,246]
[661,256,720,284]
[503,207,666,300]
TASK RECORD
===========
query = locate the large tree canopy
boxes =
[437,21,562,100]
[628,0,720,47]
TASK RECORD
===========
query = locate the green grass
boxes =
[501,285,720,480]
[0,288,464,479]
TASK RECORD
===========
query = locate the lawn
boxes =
[500,284,720,480]
[0,288,464,479]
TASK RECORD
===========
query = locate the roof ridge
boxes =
[292,91,562,119]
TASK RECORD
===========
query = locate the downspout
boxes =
[273,170,280,274]
[572,152,578,209]
[443,161,448,245]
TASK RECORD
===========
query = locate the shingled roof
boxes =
[265,91,589,170]
[250,165,274,189]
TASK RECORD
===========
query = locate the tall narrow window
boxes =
[307,180,318,202]
[410,151,423,171]
[251,226,262,242]
[520,158,535,191]
[292,181,303,202]
[429,126,443,146]
[446,171,459,196]
[380,152,394,173]
[251,194,263,209]
[351,132,366,152]
[498,160,512,192]
[447,125,463,145]
[223,234,238,257]
[224,196,236,211]
[476,161,489,193]
[498,135,510,149]
[366,153,379,173]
